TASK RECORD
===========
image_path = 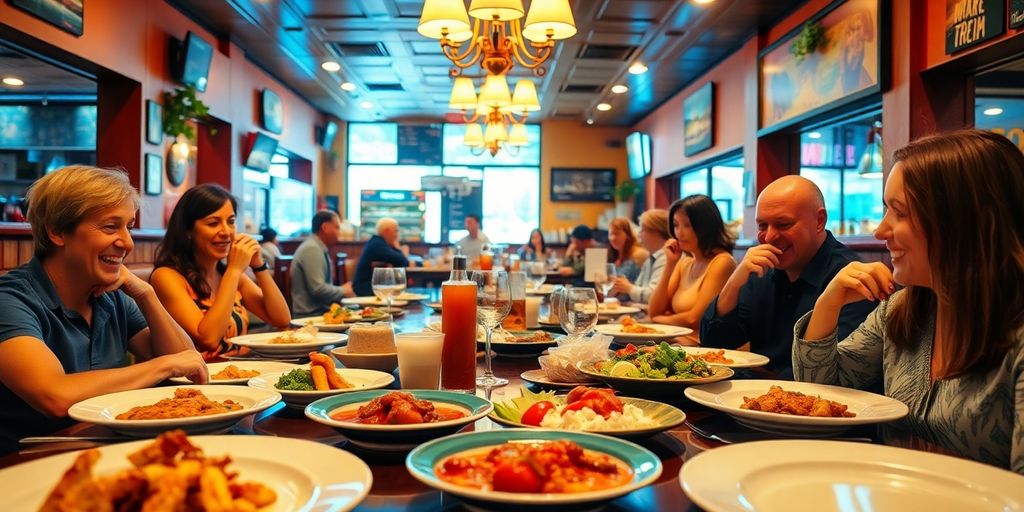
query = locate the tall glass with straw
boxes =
[471,270,511,388]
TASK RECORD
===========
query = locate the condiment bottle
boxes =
[441,254,477,393]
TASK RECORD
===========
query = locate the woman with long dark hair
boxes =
[796,130,1024,473]
[648,194,736,342]
[518,228,548,262]
[151,184,290,360]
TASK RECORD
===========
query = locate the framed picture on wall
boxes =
[1012,0,1024,29]
[683,82,714,156]
[550,168,616,202]
[758,0,885,134]
[146,100,163,145]
[260,88,284,134]
[145,153,162,196]
[7,0,83,36]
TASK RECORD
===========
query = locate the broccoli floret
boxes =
[275,369,315,390]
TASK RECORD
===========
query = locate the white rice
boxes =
[538,403,656,430]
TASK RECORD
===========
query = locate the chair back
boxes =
[273,255,294,309]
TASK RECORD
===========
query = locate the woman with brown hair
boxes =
[648,195,736,341]
[606,217,649,283]
[795,129,1024,473]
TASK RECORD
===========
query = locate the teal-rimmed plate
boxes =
[305,390,492,451]
[489,394,685,439]
[576,360,734,399]
[406,429,662,508]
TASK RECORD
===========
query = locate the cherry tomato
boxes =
[520,400,554,426]
[615,344,638,357]
[492,460,544,493]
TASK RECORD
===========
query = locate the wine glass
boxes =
[594,263,617,302]
[526,261,547,292]
[471,270,511,388]
[371,267,407,322]
[557,287,599,341]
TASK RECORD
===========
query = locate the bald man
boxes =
[700,176,874,377]
[352,217,409,296]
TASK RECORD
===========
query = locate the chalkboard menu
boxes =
[397,124,442,165]
[442,180,483,241]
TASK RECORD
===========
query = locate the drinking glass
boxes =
[471,270,511,388]
[557,287,599,341]
[526,261,547,291]
[371,267,406,322]
[594,263,617,302]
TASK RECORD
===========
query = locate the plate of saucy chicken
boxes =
[406,429,662,508]
[305,390,492,451]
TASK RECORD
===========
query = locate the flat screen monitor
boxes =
[269,177,314,237]
[244,132,279,172]
[626,131,651,179]
[320,120,338,149]
[178,31,213,92]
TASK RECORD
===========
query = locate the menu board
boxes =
[442,180,482,241]
[359,190,426,242]
[397,124,442,165]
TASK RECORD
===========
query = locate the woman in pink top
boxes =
[648,195,737,344]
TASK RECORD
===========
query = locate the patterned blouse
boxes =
[792,290,1024,474]
[187,284,248,361]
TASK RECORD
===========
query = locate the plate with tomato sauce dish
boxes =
[406,429,662,508]
[304,390,492,451]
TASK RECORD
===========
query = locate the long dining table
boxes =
[0,289,776,511]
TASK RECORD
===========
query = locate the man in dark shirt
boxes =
[700,175,875,377]
[353,217,409,296]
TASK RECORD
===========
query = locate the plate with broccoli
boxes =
[576,342,734,398]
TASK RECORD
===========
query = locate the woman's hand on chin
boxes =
[92,265,154,299]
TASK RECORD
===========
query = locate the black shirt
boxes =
[700,232,876,377]
[352,235,409,296]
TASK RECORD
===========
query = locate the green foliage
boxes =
[614,179,639,202]
[162,84,211,139]
[274,369,315,390]
[790,21,827,63]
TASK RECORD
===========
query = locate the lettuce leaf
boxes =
[492,386,558,422]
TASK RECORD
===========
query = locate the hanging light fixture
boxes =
[858,121,884,179]
[450,74,539,156]
[418,0,576,77]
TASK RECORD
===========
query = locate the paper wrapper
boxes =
[538,333,613,383]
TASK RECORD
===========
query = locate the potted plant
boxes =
[162,84,211,140]
[613,180,640,218]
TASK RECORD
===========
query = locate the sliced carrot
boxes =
[310,365,329,391]
[309,352,351,389]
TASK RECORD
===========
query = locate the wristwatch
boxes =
[251,262,270,273]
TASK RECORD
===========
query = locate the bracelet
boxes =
[251,262,269,273]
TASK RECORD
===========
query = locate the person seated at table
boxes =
[558,224,597,280]
[352,217,409,297]
[151,184,291,360]
[647,196,736,343]
[794,130,1024,474]
[291,210,354,316]
[606,217,649,283]
[457,213,491,266]
[259,227,281,276]
[700,176,874,377]
[517,228,548,262]
[0,166,207,454]
[608,209,670,304]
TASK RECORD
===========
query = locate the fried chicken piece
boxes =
[741,385,856,417]
[198,466,236,512]
[39,449,102,512]
[140,471,187,512]
[231,482,278,508]
[95,469,148,511]
[128,430,200,468]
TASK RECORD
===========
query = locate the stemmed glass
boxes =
[471,270,511,388]
[594,263,617,302]
[557,287,599,341]
[371,267,406,322]
[526,261,547,292]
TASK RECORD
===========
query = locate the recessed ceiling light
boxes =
[983,107,1003,116]
[693,0,715,4]
[807,131,822,139]
[596,103,612,111]
[340,82,357,91]
[2,77,24,86]
[321,61,341,72]
[611,84,628,94]
[628,62,648,75]
[359,100,374,109]
[586,118,594,125]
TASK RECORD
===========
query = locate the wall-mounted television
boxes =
[626,131,651,179]
[177,31,213,92]
[244,132,279,172]
[319,120,338,149]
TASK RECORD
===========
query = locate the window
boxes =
[798,112,884,235]
[676,156,745,223]
[346,164,440,229]
[348,123,398,164]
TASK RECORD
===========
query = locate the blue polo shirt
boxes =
[0,258,147,454]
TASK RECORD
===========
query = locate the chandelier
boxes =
[450,74,539,156]
[418,0,576,77]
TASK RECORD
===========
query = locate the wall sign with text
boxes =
[1011,0,1023,29]
[945,0,1006,54]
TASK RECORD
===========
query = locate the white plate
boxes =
[580,304,642,316]
[342,296,409,307]
[678,347,770,368]
[594,323,693,341]
[170,361,301,385]
[684,380,909,436]
[228,331,348,358]
[680,440,1024,512]
[248,369,395,410]
[2,435,372,512]
[526,284,556,295]
[397,292,428,301]
[289,315,355,332]
[67,385,281,437]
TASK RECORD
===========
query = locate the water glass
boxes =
[526,261,547,291]
[594,263,617,302]
[371,267,406,321]
[557,287,599,341]
[471,270,511,388]
[396,332,445,389]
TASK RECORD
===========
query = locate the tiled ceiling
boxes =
[170,0,805,125]
[0,43,96,99]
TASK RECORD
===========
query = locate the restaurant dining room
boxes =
[0,0,1022,510]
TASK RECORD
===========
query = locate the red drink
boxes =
[479,252,494,271]
[441,256,477,392]
[502,298,526,330]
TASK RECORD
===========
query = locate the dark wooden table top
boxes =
[0,290,770,511]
